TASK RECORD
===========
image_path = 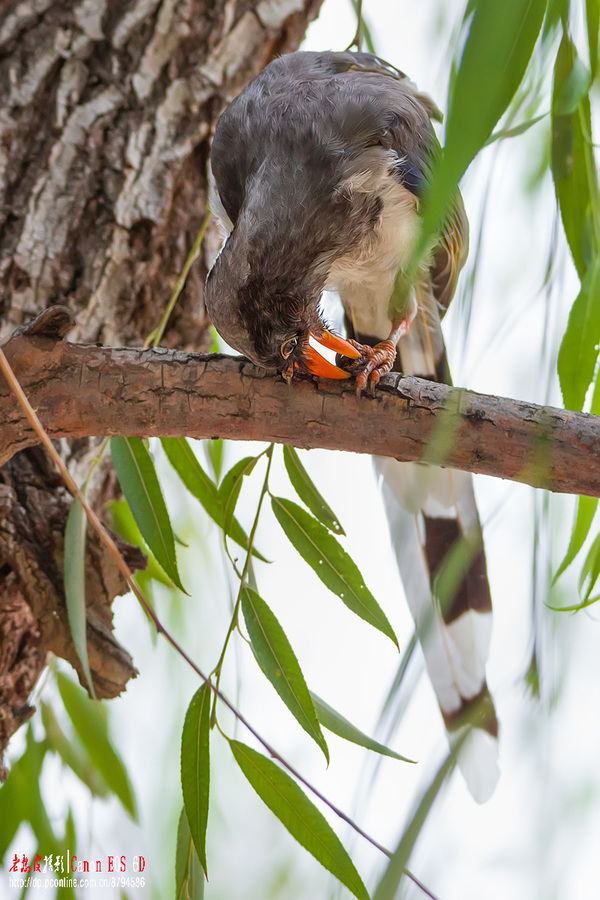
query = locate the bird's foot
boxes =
[336,316,412,395]
[355,341,397,396]
[336,340,397,396]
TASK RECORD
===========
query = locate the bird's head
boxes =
[205,250,360,381]
[238,295,361,382]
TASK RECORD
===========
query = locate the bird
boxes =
[205,50,499,802]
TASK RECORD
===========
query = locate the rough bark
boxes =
[2,307,599,498]
[0,0,323,770]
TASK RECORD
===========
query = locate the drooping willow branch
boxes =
[1,306,598,497]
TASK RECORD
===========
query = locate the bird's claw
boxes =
[337,340,396,397]
[356,367,382,398]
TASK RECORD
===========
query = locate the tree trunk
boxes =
[0,0,323,774]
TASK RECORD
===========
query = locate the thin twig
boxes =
[345,0,377,54]
[210,444,274,719]
[145,209,211,349]
[0,346,439,900]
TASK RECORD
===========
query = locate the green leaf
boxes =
[446,0,546,164]
[376,632,419,731]
[56,671,137,819]
[587,0,599,77]
[64,806,77,858]
[554,495,598,581]
[111,436,186,593]
[484,112,548,145]
[0,726,51,857]
[219,455,261,537]
[108,498,174,588]
[161,437,221,523]
[161,438,265,560]
[557,259,600,410]
[542,0,564,43]
[547,593,600,612]
[552,34,596,279]
[40,701,109,798]
[310,693,415,763]
[64,495,96,699]
[176,808,205,900]
[554,54,591,116]
[579,531,600,599]
[181,683,211,878]
[229,741,369,900]
[592,363,600,415]
[206,438,224,482]
[241,587,329,761]
[174,530,189,548]
[373,750,456,900]
[283,445,345,534]
[60,810,78,899]
[271,496,397,645]
[422,0,546,243]
[4,728,58,848]
[0,771,26,859]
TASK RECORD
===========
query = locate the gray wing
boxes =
[430,194,470,321]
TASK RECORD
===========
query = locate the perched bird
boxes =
[205,50,498,801]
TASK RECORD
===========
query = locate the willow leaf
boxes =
[554,495,598,582]
[161,438,265,560]
[181,683,211,878]
[0,726,49,857]
[109,498,174,587]
[64,495,96,699]
[557,259,600,410]
[230,741,369,900]
[176,808,205,900]
[579,531,600,599]
[219,455,260,537]
[374,751,456,900]
[310,693,414,763]
[283,445,345,534]
[242,587,328,761]
[57,672,137,819]
[40,701,109,798]
[206,438,224,482]
[423,0,546,243]
[551,34,596,280]
[271,496,397,645]
[111,436,186,592]
[484,112,548,145]
[587,0,599,77]
[445,0,546,166]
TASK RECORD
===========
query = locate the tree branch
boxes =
[1,308,598,497]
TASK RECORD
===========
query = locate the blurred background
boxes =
[4,0,600,898]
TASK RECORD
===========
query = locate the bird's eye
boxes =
[280,337,298,359]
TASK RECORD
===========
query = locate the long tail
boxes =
[373,289,499,802]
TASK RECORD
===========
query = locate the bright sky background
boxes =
[5,2,600,899]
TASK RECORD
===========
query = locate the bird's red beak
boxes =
[302,330,361,379]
